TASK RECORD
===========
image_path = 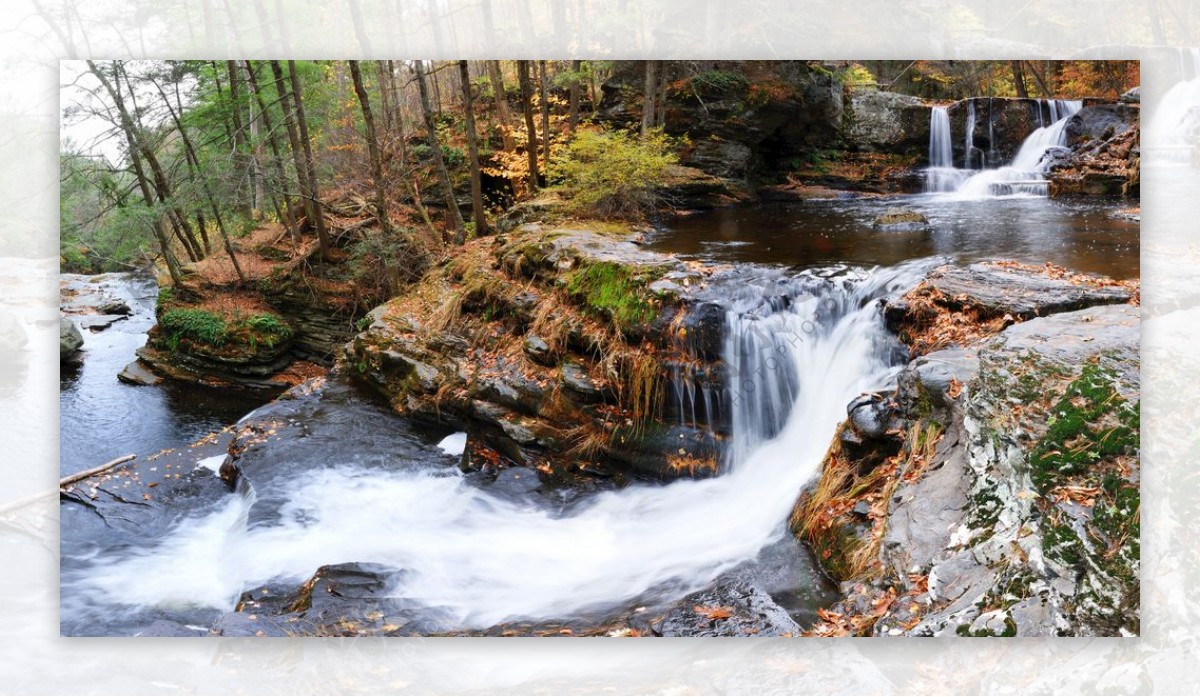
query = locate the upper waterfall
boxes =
[924,98,1082,198]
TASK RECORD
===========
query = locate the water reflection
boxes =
[649,196,1140,280]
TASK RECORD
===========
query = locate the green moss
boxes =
[1028,363,1138,491]
[160,309,228,348]
[158,309,293,352]
[565,262,658,329]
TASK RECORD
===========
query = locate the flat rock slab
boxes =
[923,263,1132,319]
[984,303,1140,397]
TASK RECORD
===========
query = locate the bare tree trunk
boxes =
[415,60,465,240]
[539,60,551,167]
[1011,60,1029,99]
[349,60,393,237]
[642,60,659,135]
[568,58,581,134]
[225,60,254,218]
[488,60,516,152]
[150,75,246,284]
[286,60,332,261]
[517,60,539,193]
[270,61,313,236]
[656,60,669,127]
[459,60,487,241]
[1025,60,1052,98]
[90,61,203,263]
[244,60,299,241]
[376,60,394,134]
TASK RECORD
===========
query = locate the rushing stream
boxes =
[63,262,929,632]
[60,92,1140,633]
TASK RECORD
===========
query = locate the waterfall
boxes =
[926,98,1082,198]
[925,106,966,192]
[964,99,976,169]
[71,263,929,630]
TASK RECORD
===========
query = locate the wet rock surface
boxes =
[799,260,1139,637]
[59,318,83,361]
[886,262,1133,332]
[346,224,729,481]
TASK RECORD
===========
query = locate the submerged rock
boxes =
[872,207,929,230]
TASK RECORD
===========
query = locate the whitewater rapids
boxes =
[74,262,930,629]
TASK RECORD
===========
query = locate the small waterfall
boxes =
[925,106,967,192]
[926,98,1082,198]
[964,99,976,169]
[69,262,930,629]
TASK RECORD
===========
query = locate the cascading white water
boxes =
[925,106,967,192]
[1147,48,1200,166]
[74,263,929,629]
[963,99,977,170]
[926,98,1082,199]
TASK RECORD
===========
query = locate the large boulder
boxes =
[1063,104,1139,147]
[843,90,931,153]
[59,318,83,361]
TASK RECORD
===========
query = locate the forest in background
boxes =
[60,59,1138,295]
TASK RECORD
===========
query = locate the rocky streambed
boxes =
[60,220,1140,637]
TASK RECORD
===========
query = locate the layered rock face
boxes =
[795,262,1140,636]
[345,224,729,481]
[1048,104,1140,196]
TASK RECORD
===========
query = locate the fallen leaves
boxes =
[1049,484,1102,507]
[693,605,734,621]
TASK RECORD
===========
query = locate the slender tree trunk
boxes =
[287,60,332,260]
[415,60,465,239]
[151,75,246,284]
[487,60,516,151]
[225,60,254,217]
[349,60,393,237]
[90,61,203,262]
[517,60,539,193]
[642,60,659,135]
[656,60,669,127]
[1025,60,1052,98]
[539,60,551,167]
[376,60,394,134]
[568,59,581,134]
[459,60,487,241]
[1011,60,1029,99]
[244,60,299,240]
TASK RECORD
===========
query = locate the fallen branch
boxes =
[60,454,136,488]
[0,454,140,517]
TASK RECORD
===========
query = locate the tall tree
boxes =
[459,60,487,241]
[348,60,392,237]
[270,60,314,237]
[1010,60,1029,99]
[641,60,659,135]
[243,60,298,240]
[84,61,185,285]
[517,60,539,193]
[88,60,203,263]
[567,59,582,134]
[414,60,465,239]
[224,60,255,217]
[539,61,551,167]
[286,61,332,260]
[149,68,246,284]
[487,60,516,152]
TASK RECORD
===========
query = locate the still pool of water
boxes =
[646,195,1140,280]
